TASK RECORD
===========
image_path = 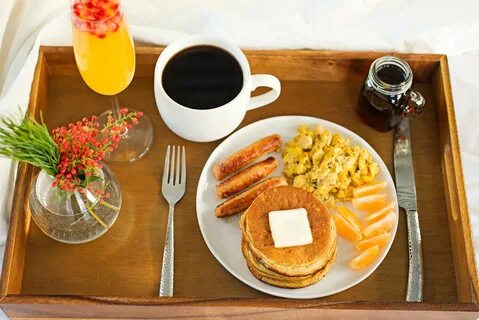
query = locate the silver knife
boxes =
[394,118,423,302]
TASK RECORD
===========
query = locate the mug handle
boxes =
[246,74,281,111]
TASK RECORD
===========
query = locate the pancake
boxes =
[241,237,337,288]
[240,186,337,277]
[240,212,337,277]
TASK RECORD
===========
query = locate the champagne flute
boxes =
[71,0,153,163]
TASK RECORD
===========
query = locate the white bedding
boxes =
[0,1,478,311]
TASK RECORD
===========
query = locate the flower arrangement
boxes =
[0,109,142,227]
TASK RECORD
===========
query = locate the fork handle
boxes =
[160,204,174,297]
[406,209,423,302]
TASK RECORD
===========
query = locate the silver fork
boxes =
[159,145,186,297]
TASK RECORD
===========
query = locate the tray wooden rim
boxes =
[0,46,477,313]
[1,295,479,310]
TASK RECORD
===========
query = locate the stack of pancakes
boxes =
[240,186,337,288]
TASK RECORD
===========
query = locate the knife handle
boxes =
[405,209,423,302]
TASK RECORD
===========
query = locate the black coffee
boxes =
[162,45,243,110]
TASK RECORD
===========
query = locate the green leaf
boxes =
[0,110,59,175]
[88,175,101,183]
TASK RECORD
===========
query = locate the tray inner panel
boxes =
[19,52,457,303]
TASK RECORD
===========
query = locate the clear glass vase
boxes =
[29,164,122,244]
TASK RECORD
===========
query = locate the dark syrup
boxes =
[358,64,409,132]
[162,45,243,110]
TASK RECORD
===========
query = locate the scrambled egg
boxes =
[283,125,379,206]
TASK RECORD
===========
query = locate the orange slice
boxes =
[355,233,390,251]
[333,213,362,242]
[352,193,387,213]
[349,245,380,269]
[363,212,396,238]
[337,206,363,232]
[365,201,396,224]
[353,181,388,198]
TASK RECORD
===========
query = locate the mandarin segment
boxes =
[363,212,396,238]
[336,206,363,232]
[352,181,387,198]
[365,201,396,223]
[351,193,387,213]
[355,233,390,251]
[349,245,380,269]
[333,213,362,242]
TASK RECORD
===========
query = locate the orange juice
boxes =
[71,0,135,95]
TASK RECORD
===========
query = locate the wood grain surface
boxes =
[0,47,477,319]
[1,298,479,320]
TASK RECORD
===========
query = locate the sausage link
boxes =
[215,177,288,218]
[216,157,277,199]
[213,134,281,181]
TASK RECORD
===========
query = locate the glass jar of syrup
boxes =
[358,56,425,131]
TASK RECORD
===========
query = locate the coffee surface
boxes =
[162,45,243,110]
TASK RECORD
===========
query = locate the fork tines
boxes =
[163,145,186,187]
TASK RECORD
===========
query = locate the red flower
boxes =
[51,108,141,196]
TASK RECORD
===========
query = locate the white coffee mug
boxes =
[154,35,281,142]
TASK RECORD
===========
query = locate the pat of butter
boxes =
[268,208,313,248]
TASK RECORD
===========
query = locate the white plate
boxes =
[196,116,398,299]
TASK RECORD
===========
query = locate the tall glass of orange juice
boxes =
[71,0,153,163]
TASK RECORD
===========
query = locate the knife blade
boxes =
[394,119,418,211]
[393,118,423,302]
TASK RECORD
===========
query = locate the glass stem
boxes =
[110,94,121,121]
[109,94,128,137]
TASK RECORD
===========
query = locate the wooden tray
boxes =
[0,46,478,319]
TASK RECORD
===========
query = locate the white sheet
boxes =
[0,0,478,309]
